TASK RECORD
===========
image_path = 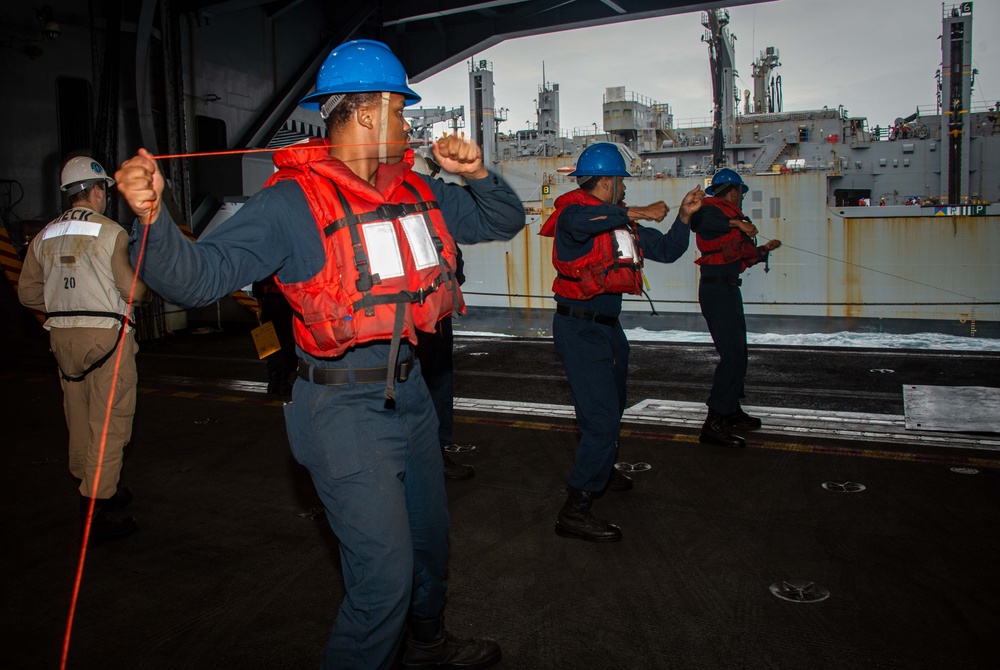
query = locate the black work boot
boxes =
[442,449,475,480]
[104,486,133,511]
[555,489,622,542]
[607,468,633,492]
[726,407,762,430]
[400,616,501,670]
[80,495,137,544]
[700,409,746,448]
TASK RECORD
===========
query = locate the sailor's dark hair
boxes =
[323,91,384,134]
[577,175,603,191]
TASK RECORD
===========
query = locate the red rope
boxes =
[150,138,419,161]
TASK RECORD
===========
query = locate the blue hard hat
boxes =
[706,168,749,196]
[568,143,631,177]
[300,39,421,112]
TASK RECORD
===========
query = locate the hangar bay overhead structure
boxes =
[173,0,771,150]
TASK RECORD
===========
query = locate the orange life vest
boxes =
[538,188,643,299]
[267,140,463,362]
[694,197,763,273]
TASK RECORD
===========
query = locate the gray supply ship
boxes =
[444,3,999,338]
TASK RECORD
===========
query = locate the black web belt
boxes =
[555,304,618,327]
[700,276,742,287]
[297,353,415,387]
[45,310,132,382]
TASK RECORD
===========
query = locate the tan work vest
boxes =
[31,207,132,331]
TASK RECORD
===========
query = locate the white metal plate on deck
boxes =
[903,385,1000,433]
[452,397,1000,452]
[625,399,901,431]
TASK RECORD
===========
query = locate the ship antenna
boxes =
[702,9,733,168]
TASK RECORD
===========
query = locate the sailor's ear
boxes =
[355,103,375,131]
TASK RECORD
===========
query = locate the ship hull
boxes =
[459,159,998,337]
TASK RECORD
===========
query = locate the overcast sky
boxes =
[411,0,999,136]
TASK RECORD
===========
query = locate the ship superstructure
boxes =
[450,3,998,337]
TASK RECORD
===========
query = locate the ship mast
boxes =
[702,8,738,168]
[940,2,974,205]
[536,62,561,158]
[751,47,781,114]
[469,58,499,164]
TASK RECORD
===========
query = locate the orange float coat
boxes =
[267,140,463,358]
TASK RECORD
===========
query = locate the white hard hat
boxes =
[60,156,115,195]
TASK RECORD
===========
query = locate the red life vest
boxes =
[266,140,463,361]
[694,197,763,273]
[538,188,643,299]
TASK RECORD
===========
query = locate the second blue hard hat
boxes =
[568,143,631,177]
[706,168,749,195]
[300,39,421,112]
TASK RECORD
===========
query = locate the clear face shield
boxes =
[321,91,405,164]
[611,176,625,206]
[378,91,390,163]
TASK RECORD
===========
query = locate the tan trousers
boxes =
[49,327,138,499]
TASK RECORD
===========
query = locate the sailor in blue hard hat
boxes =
[298,39,485,175]
[539,142,704,542]
[115,38,524,670]
[705,167,750,197]
[690,168,781,448]
[300,39,422,166]
[566,142,633,205]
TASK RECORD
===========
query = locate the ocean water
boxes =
[461,328,1000,352]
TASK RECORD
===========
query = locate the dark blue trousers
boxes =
[699,281,748,414]
[283,345,448,670]
[553,313,629,492]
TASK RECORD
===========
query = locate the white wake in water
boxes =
[459,327,1000,351]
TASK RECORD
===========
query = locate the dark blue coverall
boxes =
[690,204,769,415]
[129,167,523,670]
[551,202,689,492]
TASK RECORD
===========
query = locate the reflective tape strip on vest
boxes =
[540,191,643,300]
[265,144,462,358]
